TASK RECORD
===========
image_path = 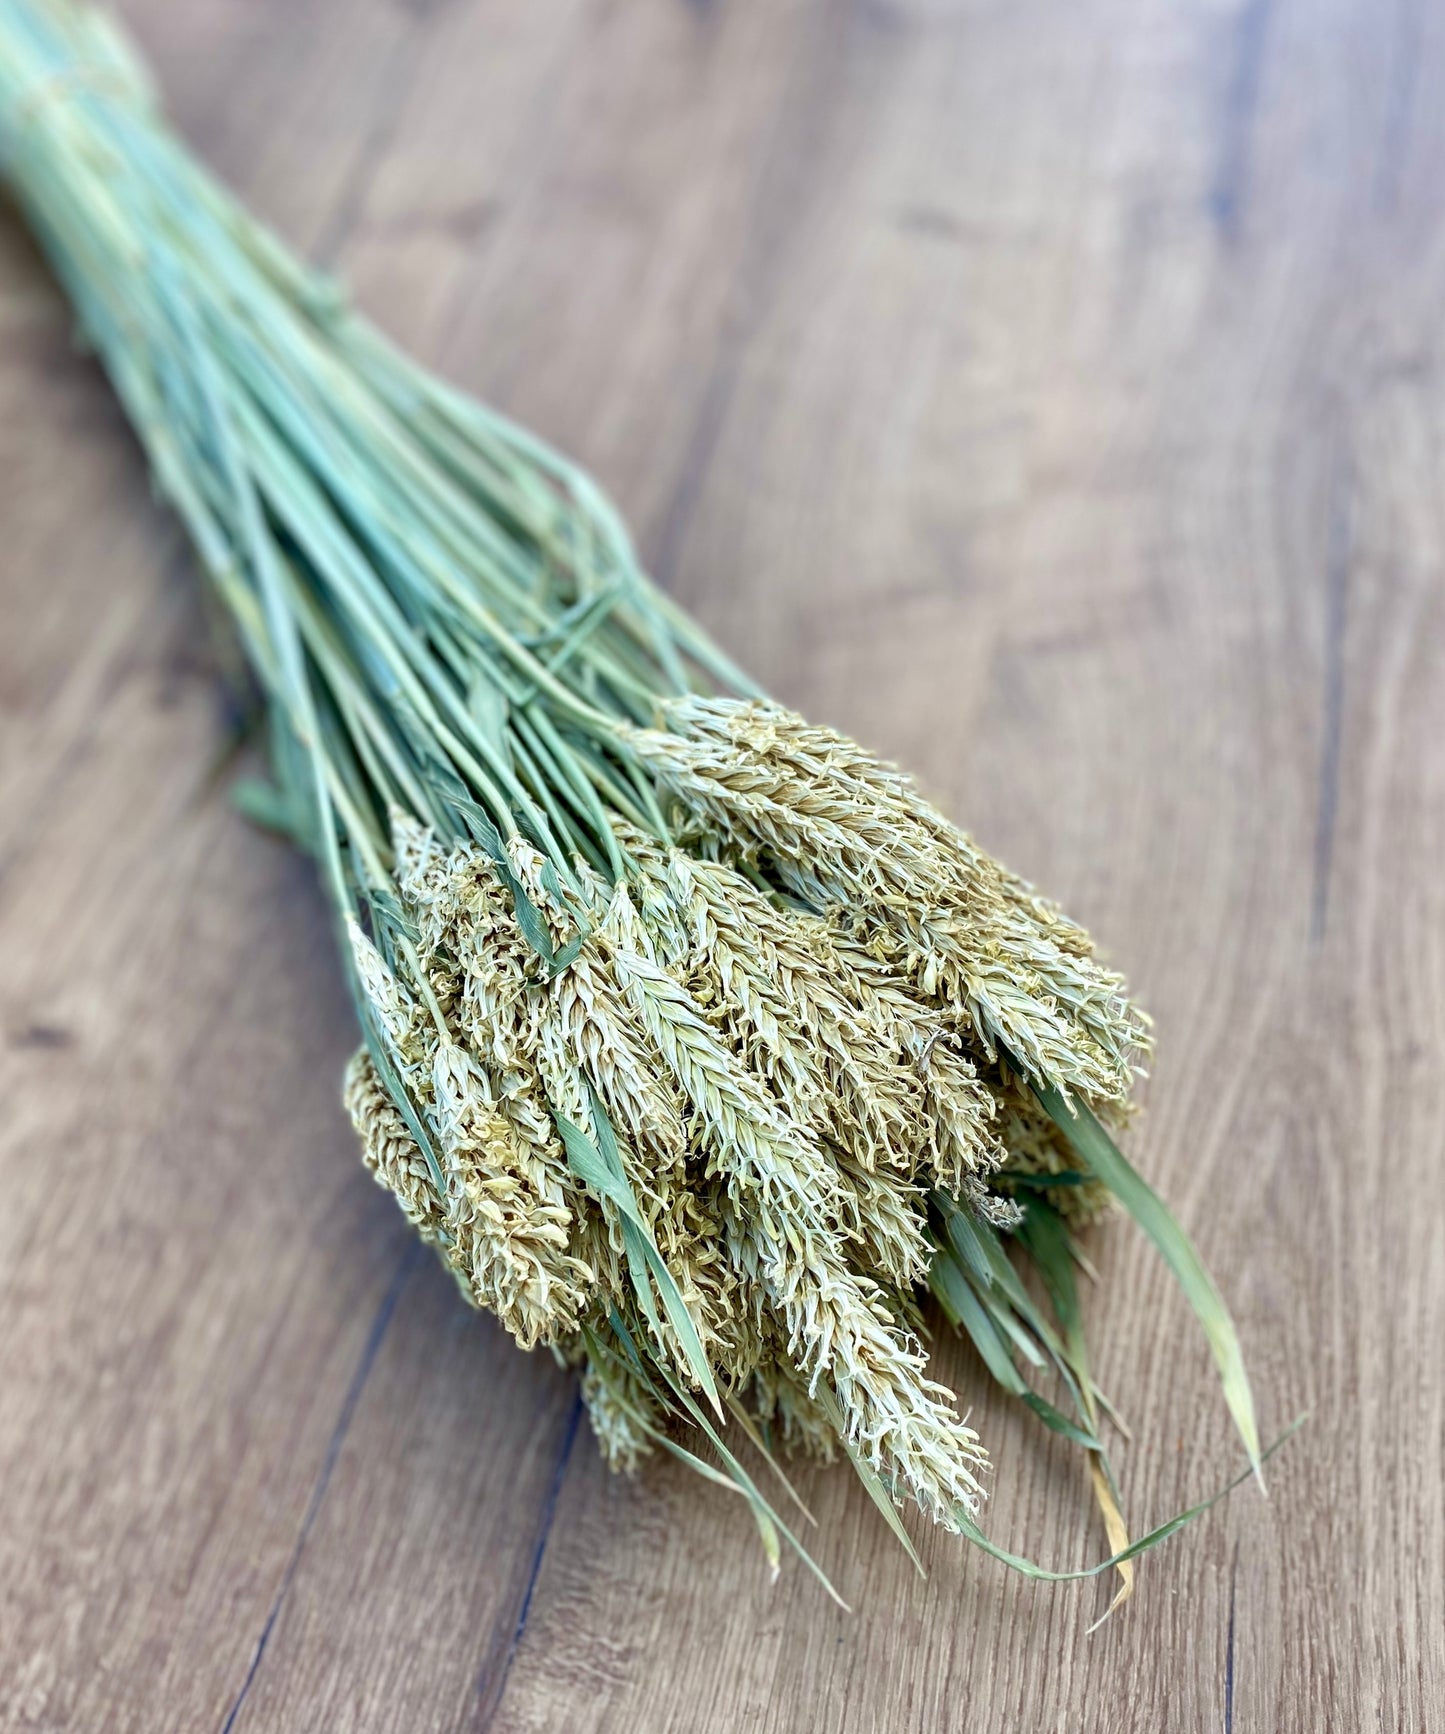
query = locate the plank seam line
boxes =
[474,1388,585,1731]
[1224,1540,1240,1734]
[217,1238,422,1734]
[1311,466,1352,944]
[1208,0,1275,240]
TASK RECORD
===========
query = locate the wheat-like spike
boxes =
[748,1357,840,1464]
[830,1152,933,1290]
[718,1195,988,1524]
[602,885,851,1232]
[510,842,692,1203]
[650,1176,753,1377]
[628,697,943,903]
[430,1039,593,1348]
[805,916,1005,1190]
[426,854,634,1322]
[657,848,938,1177]
[745,1313,841,1462]
[882,901,1141,1104]
[637,848,941,1286]
[390,807,446,895]
[346,915,434,1087]
[383,809,478,1018]
[505,839,753,1384]
[598,888,986,1518]
[378,820,610,1339]
[627,697,1147,1101]
[631,828,1001,1197]
[390,807,454,942]
[343,1047,448,1246]
[454,900,540,1080]
[581,1340,664,1473]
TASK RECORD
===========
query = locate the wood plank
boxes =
[1,0,1442,1729]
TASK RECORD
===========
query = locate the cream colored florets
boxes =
[340,700,1152,1537]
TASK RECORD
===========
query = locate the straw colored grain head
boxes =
[625,697,1149,1103]
[343,1046,447,1247]
[430,1037,593,1348]
[581,1342,663,1474]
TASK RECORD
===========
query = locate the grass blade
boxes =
[1033,1082,1262,1477]
[724,1393,819,1529]
[929,1245,1024,1392]
[930,1233,1102,1451]
[660,1365,850,1609]
[1013,1197,1133,1610]
[554,1104,722,1416]
[954,1417,1302,1585]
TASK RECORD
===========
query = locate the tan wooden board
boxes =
[1,1,1442,1728]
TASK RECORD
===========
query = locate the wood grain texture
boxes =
[2,1,1442,1729]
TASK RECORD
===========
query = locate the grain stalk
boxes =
[0,0,1274,1614]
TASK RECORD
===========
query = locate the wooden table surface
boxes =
[3,1,1443,1729]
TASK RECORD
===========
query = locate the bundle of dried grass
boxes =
[0,0,1275,1610]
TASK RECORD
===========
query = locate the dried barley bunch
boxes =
[0,0,1274,1613]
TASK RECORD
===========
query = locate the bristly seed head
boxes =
[333,704,1153,1544]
